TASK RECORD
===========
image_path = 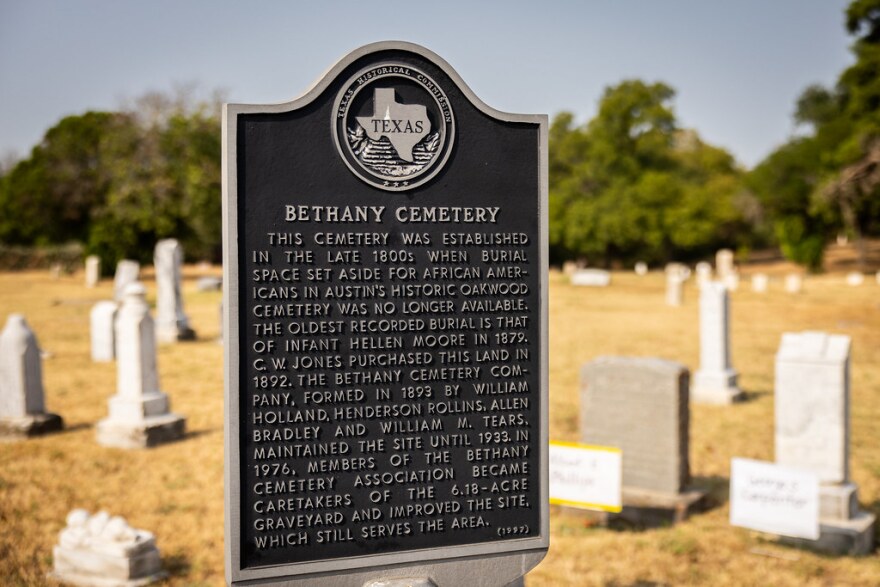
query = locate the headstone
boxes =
[715,249,735,279]
[49,509,166,586]
[774,331,875,555]
[96,283,185,449]
[665,262,690,281]
[634,262,648,276]
[784,273,802,294]
[113,260,140,302]
[154,239,196,343]
[90,301,118,362]
[562,261,578,275]
[722,271,739,292]
[692,282,743,404]
[751,273,769,293]
[571,268,611,287]
[580,357,705,523]
[222,42,547,585]
[85,255,101,288]
[845,272,864,286]
[666,272,684,306]
[196,276,223,291]
[0,314,63,438]
[695,262,712,286]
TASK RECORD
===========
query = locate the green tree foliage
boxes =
[749,0,880,269]
[0,89,222,268]
[549,80,747,265]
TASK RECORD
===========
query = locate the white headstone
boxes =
[666,273,684,307]
[50,509,166,586]
[571,269,611,287]
[715,249,735,279]
[773,331,876,554]
[96,283,185,449]
[665,262,690,281]
[695,262,712,286]
[784,274,802,294]
[722,271,740,292]
[154,239,196,343]
[692,282,743,404]
[775,331,850,484]
[0,314,63,437]
[85,255,101,288]
[845,272,864,286]
[634,262,648,276]
[751,273,769,293]
[113,260,140,302]
[562,261,578,276]
[90,301,118,362]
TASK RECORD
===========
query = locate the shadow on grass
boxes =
[56,422,92,435]
[163,552,191,577]
[736,387,771,403]
[182,428,217,442]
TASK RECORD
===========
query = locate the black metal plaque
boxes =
[224,42,548,583]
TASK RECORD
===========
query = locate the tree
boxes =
[549,81,747,265]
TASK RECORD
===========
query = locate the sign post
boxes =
[223,42,548,585]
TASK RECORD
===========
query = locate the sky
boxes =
[0,0,853,169]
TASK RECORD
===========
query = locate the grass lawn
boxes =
[0,248,878,585]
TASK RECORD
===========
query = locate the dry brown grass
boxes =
[0,254,878,585]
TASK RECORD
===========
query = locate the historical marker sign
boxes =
[223,42,548,585]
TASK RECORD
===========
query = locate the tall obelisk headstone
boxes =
[692,282,743,404]
[0,315,63,437]
[154,239,196,343]
[775,331,875,555]
[96,283,185,449]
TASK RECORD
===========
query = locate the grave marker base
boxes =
[691,370,744,405]
[779,511,875,556]
[96,413,185,449]
[0,412,63,439]
[556,487,709,528]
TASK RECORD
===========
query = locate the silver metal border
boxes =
[223,40,549,585]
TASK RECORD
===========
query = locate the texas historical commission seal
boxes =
[333,64,455,191]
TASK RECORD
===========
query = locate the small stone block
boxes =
[96,413,185,449]
[0,412,63,439]
[820,483,859,520]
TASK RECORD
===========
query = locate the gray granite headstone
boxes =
[0,314,63,437]
[90,301,118,362]
[113,260,140,302]
[774,331,875,555]
[85,255,101,288]
[154,239,196,343]
[692,282,743,404]
[581,356,690,495]
[96,283,185,449]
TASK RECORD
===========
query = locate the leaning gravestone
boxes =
[581,357,705,524]
[90,301,118,362]
[85,255,101,288]
[692,282,743,404]
[96,283,185,449]
[154,239,196,343]
[113,260,140,302]
[0,314,63,438]
[223,42,548,586]
[50,509,166,586]
[775,331,875,555]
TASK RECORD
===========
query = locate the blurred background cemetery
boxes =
[2,0,880,585]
